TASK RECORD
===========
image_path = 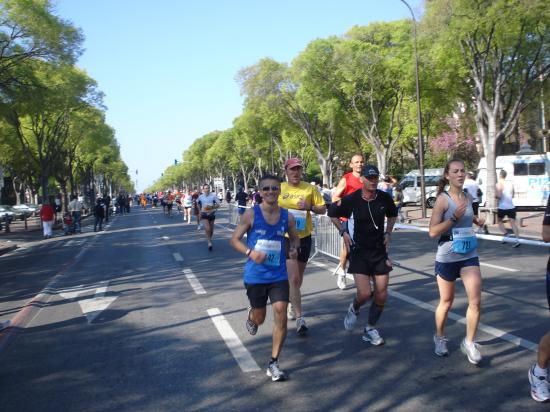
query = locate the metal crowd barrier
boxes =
[225,207,550,257]
[227,203,251,225]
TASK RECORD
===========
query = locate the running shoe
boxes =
[287,303,296,320]
[433,334,449,356]
[245,306,257,335]
[513,239,520,248]
[460,338,482,365]
[362,327,385,346]
[266,360,288,382]
[529,363,550,402]
[344,302,358,331]
[296,317,308,334]
[337,273,347,290]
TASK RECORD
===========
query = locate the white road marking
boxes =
[173,252,183,262]
[207,308,260,372]
[389,290,537,351]
[183,269,206,294]
[162,236,169,240]
[58,281,117,323]
[313,261,537,352]
[480,262,519,272]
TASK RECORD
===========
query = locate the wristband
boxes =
[245,248,252,256]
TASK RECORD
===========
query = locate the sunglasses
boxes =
[261,186,280,192]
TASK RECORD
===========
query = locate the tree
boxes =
[0,0,83,95]
[423,0,550,208]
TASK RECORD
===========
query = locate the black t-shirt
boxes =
[328,189,398,248]
[235,191,248,206]
[544,196,550,272]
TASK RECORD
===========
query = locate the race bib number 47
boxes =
[254,239,282,266]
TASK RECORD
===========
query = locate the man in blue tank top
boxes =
[230,174,300,382]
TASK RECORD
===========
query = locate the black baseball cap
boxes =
[361,164,380,177]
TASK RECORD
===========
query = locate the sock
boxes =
[534,364,548,378]
[368,301,385,326]
[270,357,278,364]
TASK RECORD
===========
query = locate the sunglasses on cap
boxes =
[261,185,280,192]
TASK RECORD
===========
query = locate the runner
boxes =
[183,189,193,224]
[229,174,300,382]
[192,189,201,230]
[328,164,397,346]
[165,190,175,217]
[198,184,220,250]
[528,195,550,402]
[428,159,486,364]
[235,187,249,215]
[331,154,364,289]
[496,169,520,247]
[278,157,326,334]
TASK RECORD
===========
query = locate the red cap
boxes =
[284,158,303,169]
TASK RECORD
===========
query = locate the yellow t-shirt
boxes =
[278,181,325,238]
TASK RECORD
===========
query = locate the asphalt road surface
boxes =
[0,206,548,411]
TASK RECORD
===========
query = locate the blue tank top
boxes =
[244,205,289,284]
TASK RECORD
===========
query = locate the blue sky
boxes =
[54,0,422,191]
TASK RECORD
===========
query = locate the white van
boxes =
[398,168,444,208]
[477,153,550,208]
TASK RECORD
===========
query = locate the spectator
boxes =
[40,200,55,239]
[94,198,105,232]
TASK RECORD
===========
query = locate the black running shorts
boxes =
[245,280,290,308]
[347,245,392,276]
[284,235,312,263]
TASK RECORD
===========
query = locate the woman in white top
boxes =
[198,184,220,251]
[496,169,520,246]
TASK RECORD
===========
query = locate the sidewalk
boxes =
[0,215,93,256]
[400,206,545,239]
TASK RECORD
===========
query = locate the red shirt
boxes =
[342,172,363,196]
[40,204,55,221]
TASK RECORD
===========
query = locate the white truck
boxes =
[477,153,549,208]
[398,168,444,208]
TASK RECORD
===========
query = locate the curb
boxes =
[0,244,17,256]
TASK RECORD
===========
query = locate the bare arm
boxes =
[287,214,299,259]
[428,195,454,238]
[331,177,347,202]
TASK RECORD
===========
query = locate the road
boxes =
[0,206,548,411]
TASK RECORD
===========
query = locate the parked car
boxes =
[0,205,16,222]
[11,203,39,219]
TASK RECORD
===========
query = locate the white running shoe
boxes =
[296,317,308,334]
[287,303,296,320]
[267,360,288,382]
[337,273,347,290]
[362,327,384,346]
[460,338,482,365]
[433,334,449,356]
[344,302,358,331]
[529,364,550,402]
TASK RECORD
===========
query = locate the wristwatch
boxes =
[450,215,457,223]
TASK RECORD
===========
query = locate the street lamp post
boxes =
[400,0,427,218]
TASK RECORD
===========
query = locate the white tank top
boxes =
[498,181,515,210]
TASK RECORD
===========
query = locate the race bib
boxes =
[254,239,282,267]
[452,228,477,254]
[289,209,307,231]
